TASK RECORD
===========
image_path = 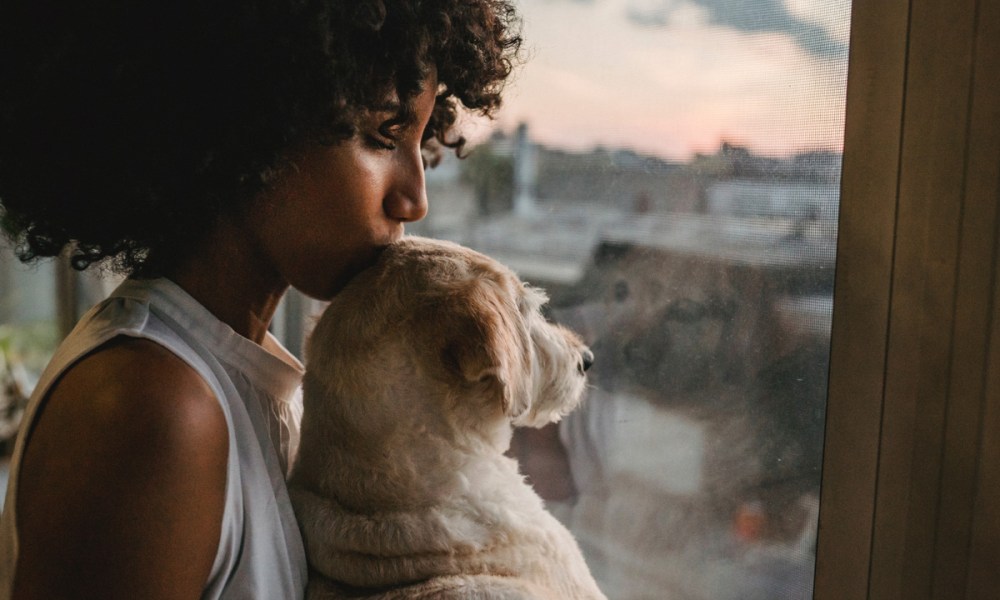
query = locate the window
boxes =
[408,1,850,597]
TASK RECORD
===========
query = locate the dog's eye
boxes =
[614,280,630,303]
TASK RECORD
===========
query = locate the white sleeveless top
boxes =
[0,278,308,599]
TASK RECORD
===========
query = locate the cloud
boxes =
[496,0,850,159]
[625,0,848,59]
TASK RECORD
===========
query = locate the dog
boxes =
[288,236,606,600]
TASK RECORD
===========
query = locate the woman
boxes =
[0,1,520,598]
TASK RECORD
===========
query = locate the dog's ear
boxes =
[442,279,533,420]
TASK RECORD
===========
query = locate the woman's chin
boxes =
[292,248,388,301]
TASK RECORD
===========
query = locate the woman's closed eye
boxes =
[363,101,436,166]
[362,127,396,151]
[365,132,397,151]
[365,116,410,151]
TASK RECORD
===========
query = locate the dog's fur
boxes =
[288,237,606,600]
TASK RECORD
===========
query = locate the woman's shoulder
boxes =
[48,335,224,434]
[36,335,228,467]
[12,335,229,597]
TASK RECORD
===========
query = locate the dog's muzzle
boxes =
[580,349,595,374]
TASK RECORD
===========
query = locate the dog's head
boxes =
[303,236,593,454]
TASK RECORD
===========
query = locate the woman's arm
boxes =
[12,337,228,600]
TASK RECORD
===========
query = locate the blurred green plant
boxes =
[0,321,58,446]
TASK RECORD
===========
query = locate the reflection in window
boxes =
[412,0,849,598]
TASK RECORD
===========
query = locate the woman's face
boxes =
[248,74,437,300]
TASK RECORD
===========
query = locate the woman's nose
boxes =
[384,186,427,222]
[384,150,429,223]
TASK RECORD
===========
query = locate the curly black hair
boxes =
[0,0,521,274]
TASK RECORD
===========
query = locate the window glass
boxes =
[411,1,850,598]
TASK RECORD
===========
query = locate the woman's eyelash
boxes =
[366,135,397,151]
[365,121,404,151]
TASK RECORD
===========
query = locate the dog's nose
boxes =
[580,349,595,373]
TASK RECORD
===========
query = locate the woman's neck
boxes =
[164,219,289,344]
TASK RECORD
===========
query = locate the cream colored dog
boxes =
[288,236,606,600]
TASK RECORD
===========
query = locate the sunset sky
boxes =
[468,0,852,161]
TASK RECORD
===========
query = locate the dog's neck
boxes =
[334,439,516,511]
[294,394,520,514]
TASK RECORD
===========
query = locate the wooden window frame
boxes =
[816,0,999,598]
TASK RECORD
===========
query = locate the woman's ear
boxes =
[440,279,533,420]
